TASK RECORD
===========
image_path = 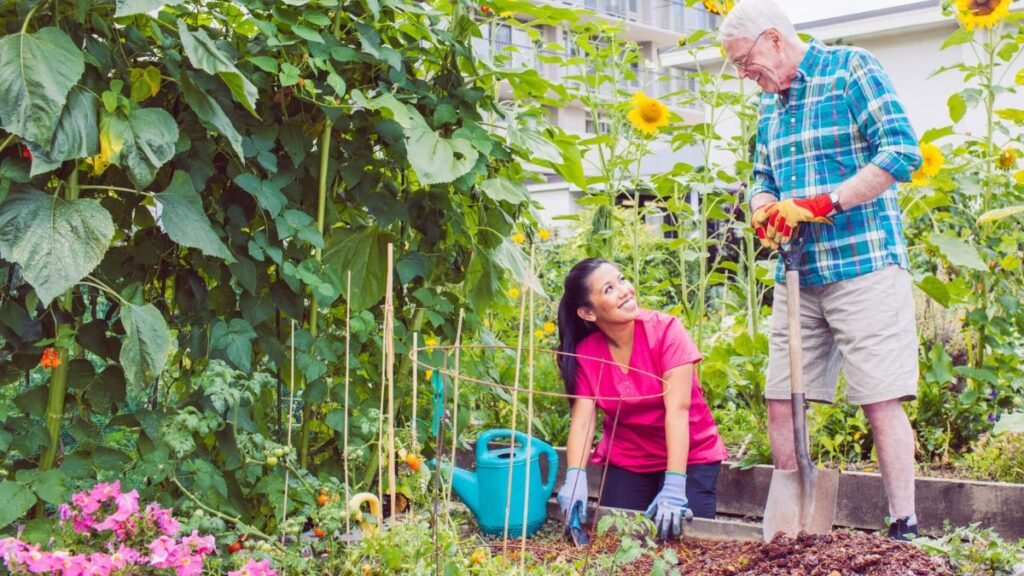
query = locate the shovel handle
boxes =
[780,234,814,474]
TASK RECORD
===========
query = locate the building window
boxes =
[585,111,611,135]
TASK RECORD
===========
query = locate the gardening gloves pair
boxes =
[557,467,588,523]
[752,195,833,249]
[644,472,693,541]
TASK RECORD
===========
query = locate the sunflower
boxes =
[628,91,669,135]
[702,0,734,16]
[916,142,944,179]
[955,0,1011,31]
[998,147,1018,170]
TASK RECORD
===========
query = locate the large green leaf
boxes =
[28,87,99,176]
[977,205,1024,224]
[929,233,987,271]
[211,318,257,373]
[0,27,84,144]
[322,226,388,311]
[0,188,114,306]
[120,303,172,387]
[492,238,547,299]
[479,178,529,204]
[115,0,183,16]
[178,20,259,116]
[0,481,37,529]
[100,107,179,187]
[180,74,244,160]
[155,171,234,261]
[32,469,68,505]
[405,116,478,185]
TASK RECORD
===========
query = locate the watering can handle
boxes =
[475,429,559,496]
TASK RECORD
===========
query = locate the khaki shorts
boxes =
[765,265,918,405]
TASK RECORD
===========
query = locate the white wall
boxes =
[773,0,929,27]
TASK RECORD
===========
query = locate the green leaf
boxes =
[994,108,1024,125]
[27,87,100,177]
[99,107,179,188]
[180,74,245,160]
[916,275,950,307]
[479,178,529,204]
[120,303,172,387]
[129,65,162,102]
[178,20,259,117]
[994,412,1024,435]
[322,226,388,311]
[115,0,183,16]
[977,205,1024,224]
[508,123,562,164]
[32,469,67,505]
[0,188,114,306]
[234,173,286,217]
[405,115,478,186]
[948,93,966,124]
[0,481,37,529]
[155,171,234,261]
[211,318,257,373]
[0,27,84,144]
[14,386,49,418]
[920,126,954,144]
[492,238,547,298]
[929,233,987,271]
[247,56,278,73]
[291,24,324,44]
[940,28,972,50]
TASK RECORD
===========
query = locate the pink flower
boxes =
[228,559,277,576]
[182,530,215,556]
[148,535,179,568]
[71,491,101,516]
[23,544,60,573]
[174,554,204,576]
[83,552,114,576]
[107,545,139,569]
[147,503,180,536]
[94,490,139,532]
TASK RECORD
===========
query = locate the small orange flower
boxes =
[40,347,61,369]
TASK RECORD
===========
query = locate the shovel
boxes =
[565,501,590,547]
[762,232,839,541]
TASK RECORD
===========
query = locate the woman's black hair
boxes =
[557,257,611,403]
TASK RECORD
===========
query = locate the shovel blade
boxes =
[762,467,839,541]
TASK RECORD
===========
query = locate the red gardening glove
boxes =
[766,194,833,245]
[750,202,778,250]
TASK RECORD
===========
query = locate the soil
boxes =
[494,530,954,575]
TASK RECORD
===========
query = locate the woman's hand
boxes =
[556,467,589,522]
[644,472,692,540]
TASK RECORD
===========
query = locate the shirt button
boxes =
[791,176,797,182]
[791,117,796,123]
[790,146,796,152]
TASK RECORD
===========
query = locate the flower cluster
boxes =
[228,559,276,576]
[39,347,62,369]
[0,481,217,576]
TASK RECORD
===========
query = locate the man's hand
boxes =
[766,194,834,245]
[644,473,693,541]
[751,202,779,250]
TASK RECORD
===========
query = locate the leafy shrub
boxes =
[957,432,1024,483]
[915,523,1024,576]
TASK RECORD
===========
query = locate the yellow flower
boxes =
[425,368,434,380]
[507,287,520,299]
[424,336,438,347]
[702,0,734,16]
[915,142,944,180]
[534,329,545,339]
[543,321,556,335]
[909,171,930,187]
[998,147,1018,170]
[955,0,1011,31]
[499,10,513,17]
[511,232,526,245]
[627,91,669,135]
[537,228,551,241]
[1013,169,1024,185]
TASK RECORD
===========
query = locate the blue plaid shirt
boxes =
[750,40,921,286]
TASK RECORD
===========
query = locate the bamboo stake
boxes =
[502,272,529,556]
[385,244,397,519]
[520,245,537,570]
[378,327,385,510]
[411,332,419,519]
[445,309,465,504]
[282,320,297,531]
[343,271,352,538]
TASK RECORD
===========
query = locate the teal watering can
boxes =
[439,429,558,537]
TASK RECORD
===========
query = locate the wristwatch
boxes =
[829,191,844,214]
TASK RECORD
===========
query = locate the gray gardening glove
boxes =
[556,467,588,523]
[644,472,693,540]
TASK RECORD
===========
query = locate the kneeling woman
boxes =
[554,258,727,539]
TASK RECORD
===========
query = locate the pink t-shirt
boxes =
[575,309,728,473]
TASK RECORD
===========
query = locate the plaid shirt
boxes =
[750,40,921,286]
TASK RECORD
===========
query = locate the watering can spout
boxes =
[433,460,481,517]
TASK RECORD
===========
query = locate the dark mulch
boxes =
[494,530,954,575]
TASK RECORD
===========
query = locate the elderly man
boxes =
[719,0,923,541]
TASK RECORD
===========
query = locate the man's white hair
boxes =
[719,0,799,42]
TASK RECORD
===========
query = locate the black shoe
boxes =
[887,516,919,542]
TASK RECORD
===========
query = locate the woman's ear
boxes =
[577,307,596,323]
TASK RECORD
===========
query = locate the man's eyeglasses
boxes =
[731,29,767,72]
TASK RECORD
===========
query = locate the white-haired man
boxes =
[719,0,923,541]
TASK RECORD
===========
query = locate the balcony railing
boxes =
[550,0,720,35]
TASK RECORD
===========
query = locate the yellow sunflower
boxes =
[913,140,942,180]
[543,321,556,335]
[627,91,669,135]
[1013,169,1024,185]
[702,0,734,16]
[538,228,551,241]
[998,147,1018,170]
[955,0,1011,31]
[507,287,521,299]
[511,232,526,245]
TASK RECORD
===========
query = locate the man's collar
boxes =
[794,39,825,83]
